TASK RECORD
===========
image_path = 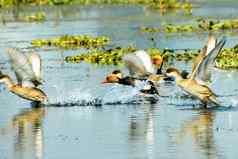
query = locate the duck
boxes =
[102,50,160,95]
[151,55,164,74]
[102,70,136,86]
[165,36,226,107]
[122,50,171,82]
[0,48,47,103]
[122,50,156,78]
[191,35,219,83]
[150,54,175,81]
[102,69,159,95]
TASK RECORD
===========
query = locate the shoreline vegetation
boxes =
[0,0,192,10]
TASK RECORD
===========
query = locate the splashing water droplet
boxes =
[231,97,238,107]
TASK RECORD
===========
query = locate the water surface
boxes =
[0,3,238,159]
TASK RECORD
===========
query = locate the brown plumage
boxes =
[0,75,47,102]
[165,36,227,107]
[0,48,47,103]
[166,68,219,107]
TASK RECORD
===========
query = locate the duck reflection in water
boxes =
[176,110,222,159]
[128,104,155,158]
[12,106,45,159]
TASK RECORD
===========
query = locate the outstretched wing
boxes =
[190,36,226,81]
[122,50,155,77]
[192,35,217,73]
[6,48,42,87]
[205,35,217,56]
[28,52,42,84]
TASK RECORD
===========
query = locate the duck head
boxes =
[101,70,123,84]
[152,55,163,68]
[166,67,183,81]
[0,74,14,88]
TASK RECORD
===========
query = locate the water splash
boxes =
[47,87,103,107]
[230,97,238,107]
[46,83,159,107]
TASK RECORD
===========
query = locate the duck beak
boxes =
[101,80,108,84]
[163,73,174,81]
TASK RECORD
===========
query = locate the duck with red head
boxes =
[102,70,136,86]
[123,50,173,82]
[151,55,174,81]
[102,50,175,95]
[102,70,159,95]
[152,55,164,75]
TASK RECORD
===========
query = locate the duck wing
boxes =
[190,36,226,82]
[6,48,41,87]
[192,35,217,73]
[205,35,217,56]
[122,50,155,77]
[28,52,42,85]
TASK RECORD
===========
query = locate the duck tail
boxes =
[209,95,220,106]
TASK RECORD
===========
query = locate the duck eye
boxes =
[112,70,121,74]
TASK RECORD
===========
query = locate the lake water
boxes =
[1,2,238,159]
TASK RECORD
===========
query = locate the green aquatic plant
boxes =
[65,46,137,65]
[0,0,192,10]
[149,0,192,11]
[140,24,197,33]
[23,12,46,22]
[0,0,52,7]
[31,35,110,49]
[141,18,238,33]
[65,46,198,65]
[164,24,196,33]
[197,18,238,31]
[65,45,238,70]
[215,47,238,69]
[140,27,161,33]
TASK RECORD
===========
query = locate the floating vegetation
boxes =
[0,0,192,10]
[197,18,238,31]
[65,47,197,65]
[0,0,71,7]
[31,35,110,49]
[216,46,238,69]
[141,18,238,33]
[65,46,137,65]
[148,0,192,11]
[141,24,196,33]
[23,12,46,22]
[140,27,161,33]
[65,45,238,69]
